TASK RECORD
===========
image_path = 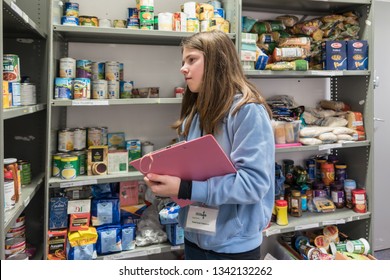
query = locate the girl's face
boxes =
[180,47,204,93]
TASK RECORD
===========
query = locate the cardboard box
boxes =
[107,132,126,150]
[119,181,139,206]
[126,139,141,171]
[87,146,108,175]
[69,213,90,231]
[67,199,91,214]
[49,197,68,229]
[108,150,128,174]
[322,41,347,70]
[347,40,368,70]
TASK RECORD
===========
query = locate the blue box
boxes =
[347,40,368,70]
[49,197,68,229]
[322,41,347,70]
[166,224,184,245]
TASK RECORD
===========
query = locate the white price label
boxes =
[319,143,342,150]
[147,247,162,255]
[171,245,182,250]
[24,196,31,206]
[264,228,281,237]
[322,219,345,226]
[60,179,98,188]
[72,100,109,106]
[295,223,319,231]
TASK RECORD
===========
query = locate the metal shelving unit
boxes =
[242,0,375,257]
[1,0,48,260]
[51,98,182,106]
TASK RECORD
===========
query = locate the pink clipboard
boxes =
[130,134,237,207]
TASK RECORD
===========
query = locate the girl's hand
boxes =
[144,173,181,197]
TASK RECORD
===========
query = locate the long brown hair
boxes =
[173,30,271,137]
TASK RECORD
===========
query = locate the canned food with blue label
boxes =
[61,16,79,26]
[64,2,79,17]
[54,78,73,99]
[76,60,92,79]
[73,78,91,99]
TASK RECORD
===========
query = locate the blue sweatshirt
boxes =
[178,96,275,254]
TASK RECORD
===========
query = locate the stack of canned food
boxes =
[2,54,37,108]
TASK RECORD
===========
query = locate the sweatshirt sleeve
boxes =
[190,103,275,206]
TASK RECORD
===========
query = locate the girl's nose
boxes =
[180,65,188,74]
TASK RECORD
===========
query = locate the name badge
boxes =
[185,205,218,234]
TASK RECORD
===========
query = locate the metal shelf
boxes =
[245,70,370,79]
[49,171,144,188]
[4,173,44,232]
[242,0,371,15]
[3,104,46,119]
[53,25,236,45]
[98,243,184,260]
[264,208,371,237]
[3,0,46,38]
[51,98,182,107]
[276,140,370,153]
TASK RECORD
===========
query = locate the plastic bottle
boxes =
[275,200,288,226]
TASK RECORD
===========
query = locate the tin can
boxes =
[149,87,159,98]
[4,180,15,210]
[199,3,214,20]
[60,155,78,180]
[175,87,185,98]
[158,12,173,31]
[58,128,74,152]
[105,61,120,81]
[73,78,91,99]
[3,54,21,82]
[113,19,127,28]
[208,0,222,9]
[52,153,64,177]
[5,237,26,257]
[120,81,134,98]
[127,18,140,29]
[54,77,73,99]
[141,141,154,156]
[87,127,102,147]
[187,18,199,32]
[61,16,79,26]
[64,2,79,17]
[330,241,348,255]
[9,82,21,106]
[306,158,316,183]
[128,7,139,19]
[4,158,20,203]
[183,2,199,19]
[214,8,225,19]
[200,20,212,32]
[79,16,99,27]
[20,83,36,105]
[92,79,108,99]
[344,179,356,208]
[71,150,86,175]
[73,127,87,150]
[59,57,76,78]
[99,18,112,28]
[91,62,105,80]
[2,81,10,109]
[119,63,124,81]
[17,160,31,186]
[100,126,108,145]
[173,12,187,32]
[108,80,120,99]
[76,60,92,79]
[346,238,370,254]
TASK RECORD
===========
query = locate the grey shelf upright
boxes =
[1,0,49,260]
[241,0,375,255]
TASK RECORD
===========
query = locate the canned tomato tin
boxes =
[61,16,79,26]
[73,127,87,151]
[87,127,102,147]
[105,61,120,81]
[20,83,36,105]
[58,128,74,152]
[79,15,99,27]
[73,78,91,99]
[59,57,76,78]
[108,80,120,99]
[52,153,65,177]
[92,62,105,80]
[120,81,134,98]
[54,77,73,99]
[92,79,108,99]
[71,150,86,175]
[60,155,78,180]
[76,60,92,79]
[9,82,21,106]
[17,160,31,186]
[3,54,21,82]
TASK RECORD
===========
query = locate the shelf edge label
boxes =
[60,179,98,188]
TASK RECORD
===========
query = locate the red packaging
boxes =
[352,188,367,213]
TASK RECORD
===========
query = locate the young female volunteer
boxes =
[144,30,275,260]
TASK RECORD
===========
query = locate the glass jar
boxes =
[331,182,345,208]
[290,190,302,217]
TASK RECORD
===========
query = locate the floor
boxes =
[374,249,390,260]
